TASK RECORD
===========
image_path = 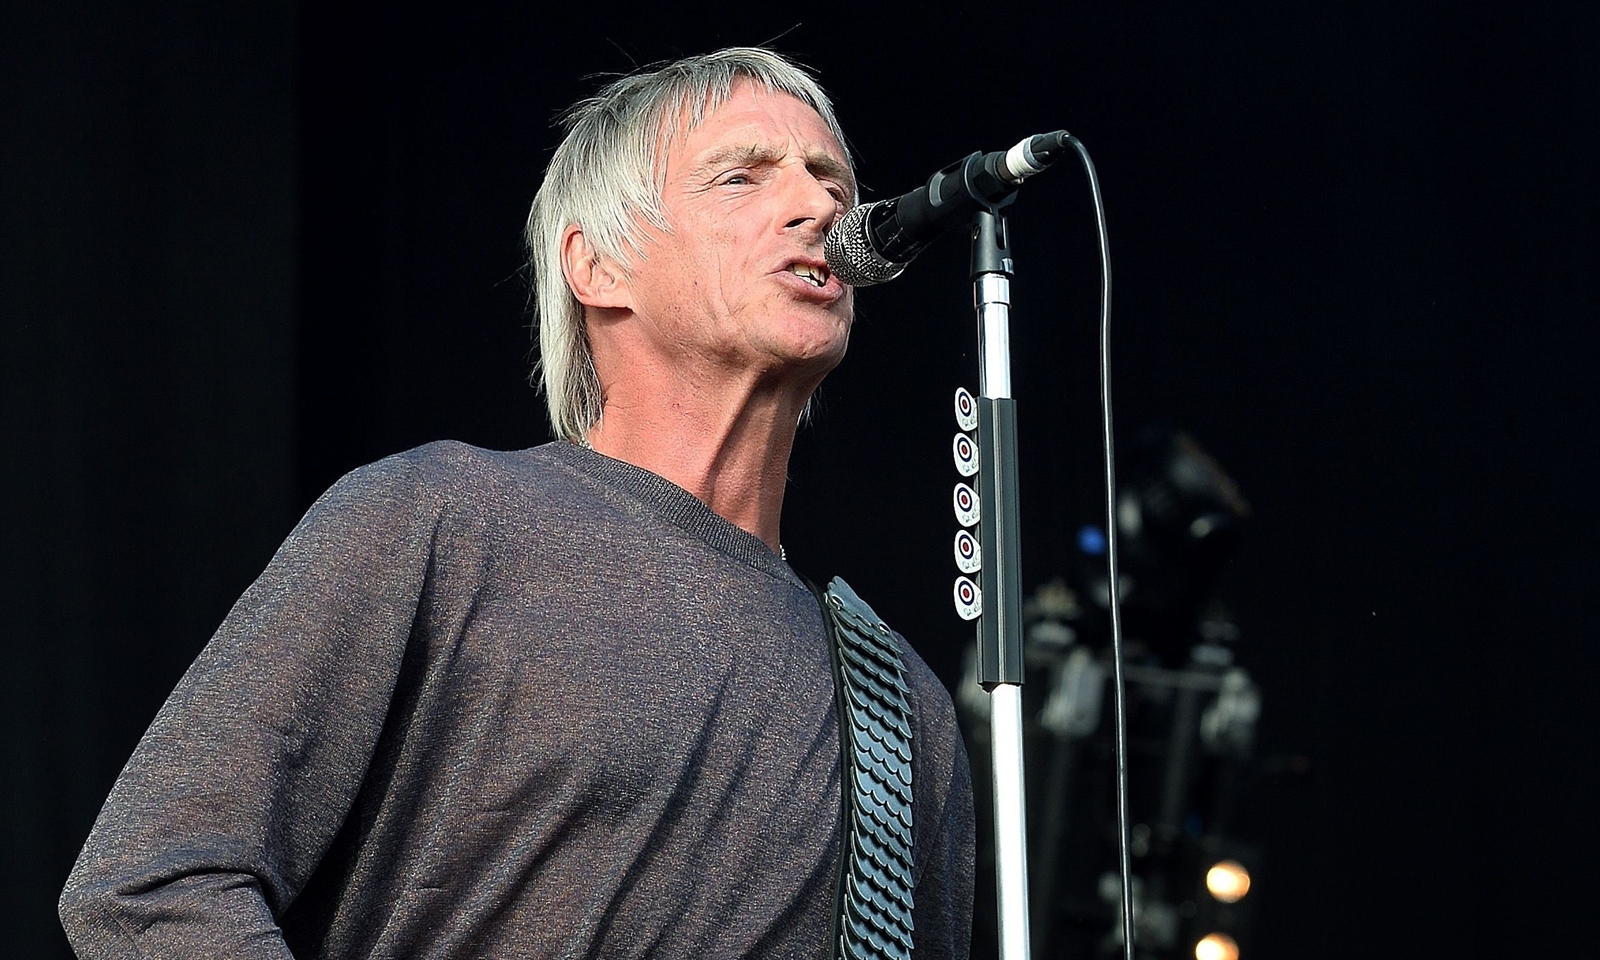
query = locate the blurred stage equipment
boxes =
[960,427,1262,960]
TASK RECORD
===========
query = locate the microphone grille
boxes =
[824,201,908,287]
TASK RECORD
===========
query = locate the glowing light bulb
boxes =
[1195,932,1239,960]
[1205,860,1251,903]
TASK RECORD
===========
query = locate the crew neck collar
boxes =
[543,442,798,584]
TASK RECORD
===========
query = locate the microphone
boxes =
[825,130,1072,287]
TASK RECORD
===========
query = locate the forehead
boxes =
[664,82,851,180]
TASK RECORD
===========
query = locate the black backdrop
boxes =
[7,1,1598,956]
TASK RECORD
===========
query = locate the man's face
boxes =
[620,82,856,386]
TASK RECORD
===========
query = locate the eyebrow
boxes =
[695,143,857,195]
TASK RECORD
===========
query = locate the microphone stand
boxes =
[829,135,1074,960]
[972,206,1031,960]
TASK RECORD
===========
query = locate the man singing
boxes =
[61,47,975,958]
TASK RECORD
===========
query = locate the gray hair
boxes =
[525,47,851,442]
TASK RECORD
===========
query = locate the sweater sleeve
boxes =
[59,454,444,959]
[904,646,978,960]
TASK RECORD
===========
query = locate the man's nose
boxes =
[781,172,843,237]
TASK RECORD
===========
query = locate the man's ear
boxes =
[560,225,630,310]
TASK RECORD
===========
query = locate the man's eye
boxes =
[724,174,752,186]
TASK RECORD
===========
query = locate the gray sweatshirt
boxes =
[60,441,974,959]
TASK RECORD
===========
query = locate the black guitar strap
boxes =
[814,577,916,960]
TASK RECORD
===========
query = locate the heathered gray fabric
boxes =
[60,440,975,959]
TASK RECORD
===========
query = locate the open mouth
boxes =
[787,263,830,288]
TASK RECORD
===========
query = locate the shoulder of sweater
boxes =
[294,441,573,543]
[895,635,957,723]
[329,440,568,504]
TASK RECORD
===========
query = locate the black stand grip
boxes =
[977,396,1024,686]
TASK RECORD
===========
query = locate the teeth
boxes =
[789,263,826,287]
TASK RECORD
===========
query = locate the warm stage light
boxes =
[1195,932,1239,960]
[1205,860,1251,903]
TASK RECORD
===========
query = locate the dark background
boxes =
[6,1,1597,956]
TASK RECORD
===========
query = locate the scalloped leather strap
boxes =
[819,577,916,960]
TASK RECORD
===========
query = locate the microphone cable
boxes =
[1066,134,1136,960]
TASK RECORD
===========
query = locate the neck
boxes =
[583,373,811,555]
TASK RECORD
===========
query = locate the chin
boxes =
[767,313,850,361]
[792,327,851,367]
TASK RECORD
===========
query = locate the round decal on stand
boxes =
[953,576,982,620]
[953,482,981,528]
[954,387,979,432]
[954,528,981,574]
[952,432,980,477]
